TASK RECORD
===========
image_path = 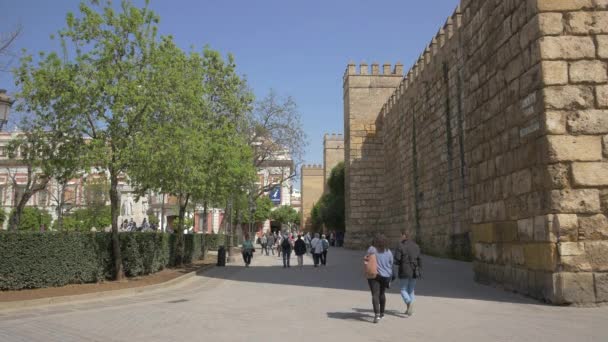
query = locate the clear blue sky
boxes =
[1,0,459,185]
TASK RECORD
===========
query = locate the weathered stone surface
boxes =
[595,273,608,302]
[568,110,608,134]
[604,135,608,157]
[579,214,608,239]
[545,163,571,188]
[546,135,602,162]
[537,0,592,11]
[559,242,585,256]
[554,272,596,304]
[595,0,608,9]
[598,85,608,108]
[544,85,595,109]
[554,214,579,242]
[539,36,596,60]
[566,11,608,34]
[572,162,608,186]
[569,61,608,83]
[512,169,532,195]
[524,243,557,271]
[542,61,568,85]
[550,189,601,213]
[561,255,592,272]
[585,241,608,271]
[534,215,557,242]
[598,35,608,59]
[538,13,564,35]
[518,218,534,241]
[543,111,566,134]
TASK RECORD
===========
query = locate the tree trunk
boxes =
[161,193,165,232]
[175,193,189,267]
[55,183,66,231]
[202,201,208,233]
[109,169,124,281]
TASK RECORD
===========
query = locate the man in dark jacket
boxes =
[281,234,293,268]
[294,235,307,267]
[394,231,421,316]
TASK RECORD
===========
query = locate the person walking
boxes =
[241,233,255,267]
[304,232,312,254]
[394,231,422,316]
[294,235,307,267]
[311,233,323,267]
[365,234,393,324]
[267,233,275,256]
[321,234,330,266]
[281,234,292,268]
[260,234,268,255]
[276,234,283,258]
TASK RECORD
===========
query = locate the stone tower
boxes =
[343,62,403,247]
[323,133,344,192]
[300,164,324,231]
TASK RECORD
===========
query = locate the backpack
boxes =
[281,238,290,249]
[364,254,378,279]
[322,239,329,251]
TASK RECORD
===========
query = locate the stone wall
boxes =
[323,133,345,192]
[300,164,324,231]
[343,63,403,247]
[342,0,608,304]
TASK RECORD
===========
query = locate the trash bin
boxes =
[217,246,226,267]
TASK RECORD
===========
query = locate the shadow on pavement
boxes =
[201,248,541,305]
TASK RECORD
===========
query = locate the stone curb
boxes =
[0,264,215,312]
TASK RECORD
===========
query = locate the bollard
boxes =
[217,246,226,267]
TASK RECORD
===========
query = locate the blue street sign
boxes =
[269,186,281,204]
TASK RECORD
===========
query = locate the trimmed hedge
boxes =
[0,232,231,290]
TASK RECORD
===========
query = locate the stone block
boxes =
[534,215,558,242]
[538,13,564,35]
[566,11,608,34]
[553,214,579,241]
[543,111,566,134]
[537,0,592,11]
[514,267,530,295]
[512,169,532,195]
[569,61,608,83]
[554,272,596,304]
[561,255,593,272]
[512,245,525,265]
[595,273,608,302]
[497,221,519,242]
[598,35,608,58]
[568,110,608,134]
[544,85,595,110]
[471,223,496,243]
[546,135,602,162]
[572,162,608,186]
[598,85,608,108]
[524,243,558,271]
[558,242,586,256]
[585,241,608,271]
[595,0,608,9]
[550,189,601,213]
[579,214,608,240]
[539,36,596,60]
[544,163,571,188]
[541,61,568,85]
[518,218,534,241]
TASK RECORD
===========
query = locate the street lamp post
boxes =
[0,89,14,131]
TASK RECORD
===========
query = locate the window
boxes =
[63,185,77,205]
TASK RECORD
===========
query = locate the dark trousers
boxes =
[313,253,321,266]
[261,244,268,255]
[282,251,291,267]
[368,276,389,316]
[242,251,252,265]
[321,250,327,265]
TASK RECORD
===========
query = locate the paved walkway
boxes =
[1,248,607,342]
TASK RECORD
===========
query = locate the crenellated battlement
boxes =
[323,133,344,141]
[344,61,404,80]
[301,164,323,170]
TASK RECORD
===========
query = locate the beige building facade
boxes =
[343,0,608,304]
[323,133,344,192]
[300,164,323,231]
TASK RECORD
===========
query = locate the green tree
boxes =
[9,207,52,231]
[312,162,345,232]
[270,205,299,230]
[14,0,166,279]
[128,41,254,265]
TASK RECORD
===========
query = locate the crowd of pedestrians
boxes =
[119,218,158,232]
